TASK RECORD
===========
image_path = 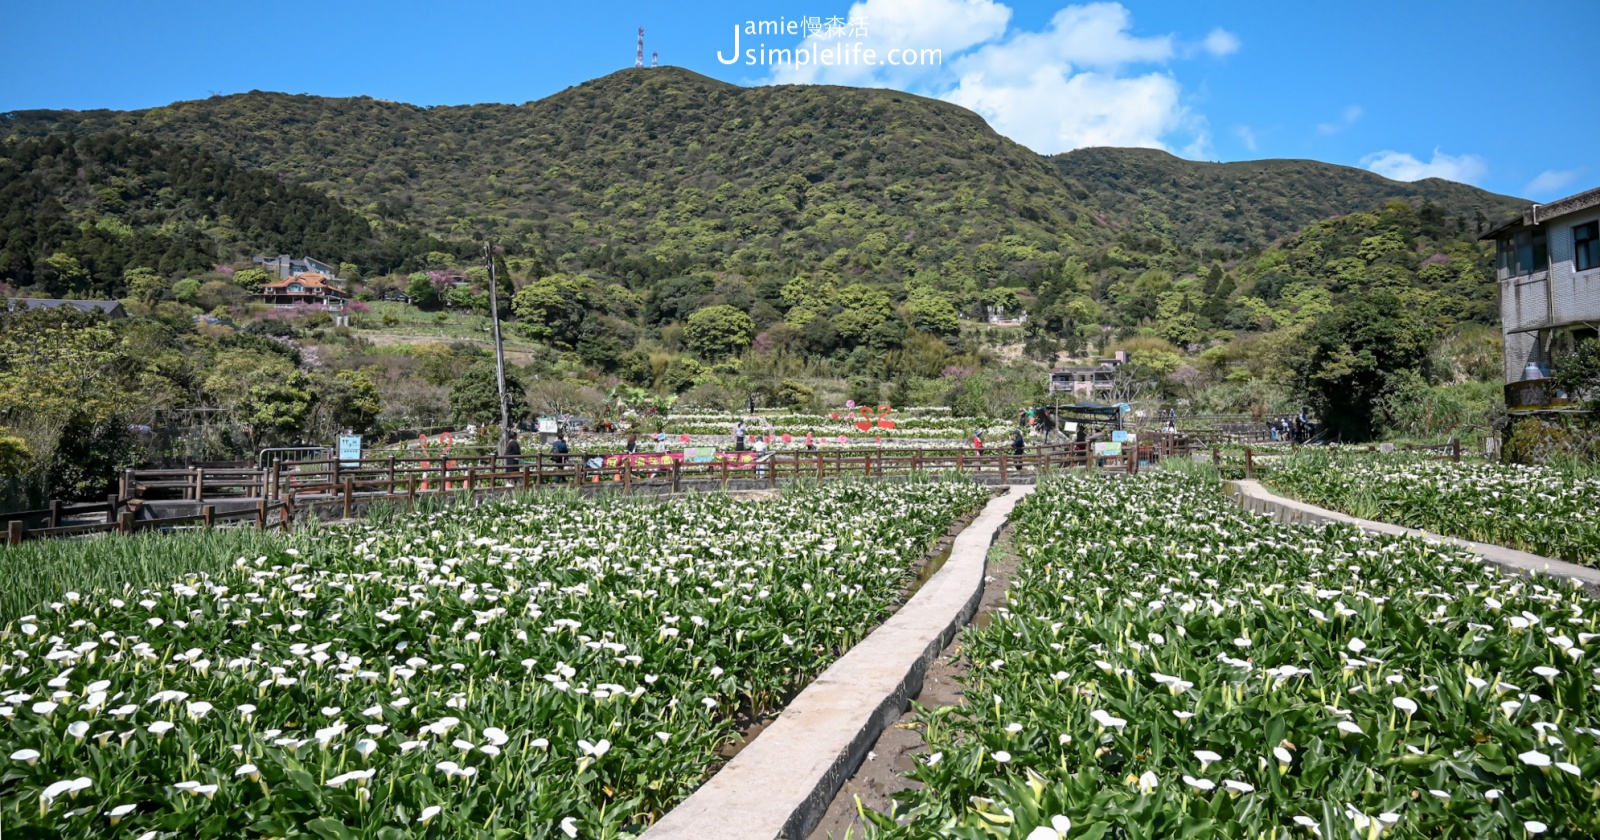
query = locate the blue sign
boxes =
[1111,430,1128,443]
[338,435,362,467]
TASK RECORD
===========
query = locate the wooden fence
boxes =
[5,435,1204,546]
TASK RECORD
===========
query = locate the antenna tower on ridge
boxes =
[652,51,659,68]
[636,27,644,68]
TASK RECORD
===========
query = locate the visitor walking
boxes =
[504,433,522,468]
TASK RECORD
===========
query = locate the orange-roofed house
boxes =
[261,272,350,307]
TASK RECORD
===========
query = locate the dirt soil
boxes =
[805,524,1020,840]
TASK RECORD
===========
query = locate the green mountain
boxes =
[1051,147,1522,252]
[0,132,460,296]
[2,68,1525,290]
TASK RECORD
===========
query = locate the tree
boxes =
[1293,291,1435,441]
[0,307,152,502]
[338,262,362,282]
[406,272,441,310]
[450,362,528,428]
[233,267,272,294]
[1554,338,1600,410]
[684,305,756,358]
[905,293,960,338]
[125,267,169,307]
[319,370,383,435]
[512,275,592,347]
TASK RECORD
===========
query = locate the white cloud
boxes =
[1361,149,1488,185]
[1201,28,1240,57]
[937,3,1212,155]
[768,0,1011,86]
[1525,169,1580,197]
[1233,125,1257,151]
[759,2,1227,157]
[1316,104,1362,134]
[945,67,1193,152]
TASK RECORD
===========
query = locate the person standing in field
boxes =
[504,433,522,468]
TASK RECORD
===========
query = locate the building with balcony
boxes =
[1049,351,1129,397]
[1487,186,1600,411]
[260,272,349,308]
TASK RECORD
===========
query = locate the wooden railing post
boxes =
[816,452,824,480]
[7,520,21,545]
[256,500,267,530]
[387,456,396,491]
[202,505,215,530]
[1451,437,1461,462]
[1212,447,1220,468]
[272,461,284,501]
[999,453,1008,483]
[623,458,633,495]
[118,511,134,535]
[343,476,354,520]
[1245,447,1255,480]
[672,459,682,493]
[107,493,118,525]
[408,476,417,512]
[720,455,729,489]
[48,499,61,529]
[194,467,205,502]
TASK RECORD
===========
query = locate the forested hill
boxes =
[0,133,461,296]
[3,68,1524,285]
[1052,147,1523,252]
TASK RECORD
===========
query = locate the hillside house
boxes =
[254,254,339,280]
[261,272,349,307]
[1049,351,1130,397]
[1487,185,1600,410]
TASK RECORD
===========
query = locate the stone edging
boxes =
[1224,479,1600,596]
[641,486,1035,840]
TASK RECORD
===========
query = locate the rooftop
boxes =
[1481,184,1600,240]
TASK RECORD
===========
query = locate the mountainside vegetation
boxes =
[0,132,462,296]
[0,69,1541,503]
[1052,146,1519,251]
[3,68,1523,284]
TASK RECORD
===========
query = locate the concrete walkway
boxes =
[642,485,1035,840]
[1225,480,1600,595]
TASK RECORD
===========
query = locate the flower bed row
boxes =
[1266,449,1600,566]
[866,472,1600,838]
[0,480,990,839]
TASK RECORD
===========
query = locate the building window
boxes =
[1503,228,1550,275]
[1576,221,1599,272]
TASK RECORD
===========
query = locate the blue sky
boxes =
[1,0,1590,200]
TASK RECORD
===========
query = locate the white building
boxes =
[1487,186,1600,410]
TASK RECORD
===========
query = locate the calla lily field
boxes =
[1265,450,1600,567]
[0,480,988,838]
[864,473,1600,839]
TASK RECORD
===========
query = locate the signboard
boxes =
[1378,443,1396,453]
[338,435,362,468]
[686,447,717,464]
[1061,421,1078,433]
[536,417,559,434]
[1111,430,1129,443]
[1093,442,1123,457]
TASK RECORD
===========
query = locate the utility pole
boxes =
[485,241,511,454]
